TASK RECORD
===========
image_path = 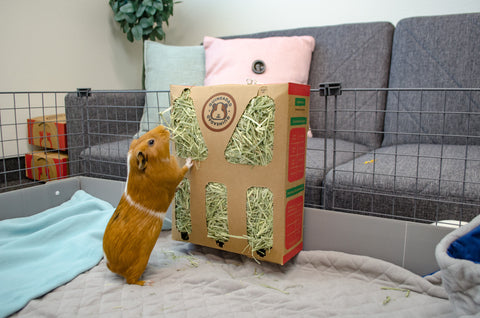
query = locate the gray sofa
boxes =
[65,12,480,224]
[323,13,480,223]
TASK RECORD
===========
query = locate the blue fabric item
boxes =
[0,190,114,318]
[447,224,480,264]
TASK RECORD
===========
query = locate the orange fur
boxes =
[103,125,192,285]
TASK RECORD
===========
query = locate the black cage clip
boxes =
[76,88,91,97]
[319,83,342,96]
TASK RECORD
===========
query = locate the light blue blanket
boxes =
[0,190,114,318]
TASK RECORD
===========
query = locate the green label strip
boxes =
[286,184,304,198]
[290,117,307,126]
[295,98,306,106]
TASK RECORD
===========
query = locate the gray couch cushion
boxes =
[81,139,131,163]
[324,144,480,222]
[383,13,480,146]
[225,22,394,149]
[79,139,132,179]
[65,92,145,177]
[305,137,369,207]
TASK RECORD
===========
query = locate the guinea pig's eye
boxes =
[148,139,155,146]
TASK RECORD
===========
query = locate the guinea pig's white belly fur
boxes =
[123,152,167,220]
[123,193,167,221]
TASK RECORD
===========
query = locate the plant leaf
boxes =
[136,3,146,17]
[110,1,119,12]
[119,2,135,13]
[127,30,134,42]
[125,13,137,24]
[145,6,156,15]
[114,11,126,22]
[154,26,165,40]
[131,24,143,41]
[153,1,163,11]
[139,16,154,28]
[154,13,165,24]
[143,26,153,35]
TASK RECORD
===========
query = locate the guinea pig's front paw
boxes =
[185,157,194,169]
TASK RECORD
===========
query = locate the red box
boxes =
[25,151,69,181]
[27,114,67,151]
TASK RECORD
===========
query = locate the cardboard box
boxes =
[25,151,69,181]
[27,113,67,151]
[170,83,310,264]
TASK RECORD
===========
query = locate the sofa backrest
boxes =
[224,22,395,149]
[65,92,145,176]
[383,13,480,146]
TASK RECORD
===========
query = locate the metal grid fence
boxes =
[309,86,480,226]
[0,91,69,192]
[1,86,479,226]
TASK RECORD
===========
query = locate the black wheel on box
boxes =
[256,249,267,257]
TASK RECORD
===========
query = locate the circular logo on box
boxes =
[202,93,236,132]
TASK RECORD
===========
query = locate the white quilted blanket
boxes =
[13,231,454,318]
[436,214,480,317]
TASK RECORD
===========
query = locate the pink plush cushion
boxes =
[203,36,315,86]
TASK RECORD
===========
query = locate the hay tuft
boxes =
[170,88,208,161]
[174,178,192,236]
[245,187,274,256]
[204,184,275,258]
[205,182,229,244]
[225,95,275,166]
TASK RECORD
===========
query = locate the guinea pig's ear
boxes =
[136,151,147,171]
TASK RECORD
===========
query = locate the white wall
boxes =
[1,0,479,92]
[0,0,143,92]
[165,0,480,45]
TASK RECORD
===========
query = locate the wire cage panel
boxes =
[0,92,67,192]
[0,87,478,226]
[315,88,480,225]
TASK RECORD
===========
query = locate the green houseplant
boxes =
[109,0,176,42]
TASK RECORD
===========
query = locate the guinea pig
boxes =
[103,125,193,286]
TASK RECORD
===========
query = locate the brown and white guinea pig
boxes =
[103,125,193,286]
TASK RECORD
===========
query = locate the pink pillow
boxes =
[203,36,315,86]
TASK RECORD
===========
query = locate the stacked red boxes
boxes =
[26,113,69,181]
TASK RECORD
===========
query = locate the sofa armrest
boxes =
[65,91,145,176]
